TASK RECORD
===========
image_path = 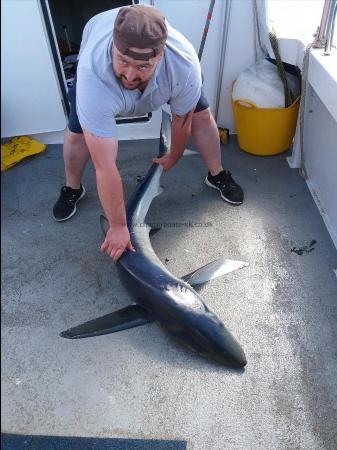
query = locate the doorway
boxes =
[47,0,133,89]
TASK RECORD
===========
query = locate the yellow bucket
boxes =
[231,81,300,156]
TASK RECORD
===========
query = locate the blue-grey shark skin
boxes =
[61,111,247,368]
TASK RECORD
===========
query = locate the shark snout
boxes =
[214,327,247,368]
[195,317,247,368]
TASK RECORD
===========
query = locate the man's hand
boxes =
[100,225,135,262]
[153,152,179,171]
[153,109,195,171]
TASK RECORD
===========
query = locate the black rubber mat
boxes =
[1,434,187,450]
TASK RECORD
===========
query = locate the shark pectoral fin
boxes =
[100,214,109,237]
[182,258,249,286]
[60,305,153,339]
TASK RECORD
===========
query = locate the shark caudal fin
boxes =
[182,258,248,286]
[60,305,153,339]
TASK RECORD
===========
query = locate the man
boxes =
[53,4,243,262]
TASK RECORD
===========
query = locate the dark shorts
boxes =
[67,77,83,134]
[67,77,210,134]
[194,89,210,113]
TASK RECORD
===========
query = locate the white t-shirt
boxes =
[76,7,202,138]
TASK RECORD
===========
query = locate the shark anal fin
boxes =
[60,305,153,339]
[182,258,249,286]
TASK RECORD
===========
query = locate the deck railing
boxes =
[313,0,337,55]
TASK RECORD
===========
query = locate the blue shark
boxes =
[61,111,247,368]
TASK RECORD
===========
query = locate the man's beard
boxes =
[119,74,142,90]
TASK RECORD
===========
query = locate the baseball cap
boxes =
[113,5,168,61]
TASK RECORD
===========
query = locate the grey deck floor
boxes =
[1,136,337,450]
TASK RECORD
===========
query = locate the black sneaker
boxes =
[205,170,243,205]
[53,185,86,221]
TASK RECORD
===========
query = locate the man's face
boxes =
[112,45,162,90]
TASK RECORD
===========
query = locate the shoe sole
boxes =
[205,178,243,205]
[53,186,86,222]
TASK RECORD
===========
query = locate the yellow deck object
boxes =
[218,127,229,144]
[1,136,46,172]
[231,81,300,156]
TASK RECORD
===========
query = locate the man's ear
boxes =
[155,49,165,63]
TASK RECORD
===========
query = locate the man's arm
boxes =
[153,109,195,171]
[83,130,135,261]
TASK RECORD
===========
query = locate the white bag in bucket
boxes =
[232,59,300,108]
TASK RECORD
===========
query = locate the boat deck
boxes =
[2,135,337,449]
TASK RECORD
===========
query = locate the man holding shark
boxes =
[53,4,244,261]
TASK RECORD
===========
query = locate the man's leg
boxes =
[191,107,244,205]
[191,107,223,176]
[53,72,92,221]
[63,129,90,189]
[53,129,89,221]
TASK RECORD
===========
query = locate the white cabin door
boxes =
[1,0,67,138]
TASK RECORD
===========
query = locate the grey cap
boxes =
[113,5,168,61]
